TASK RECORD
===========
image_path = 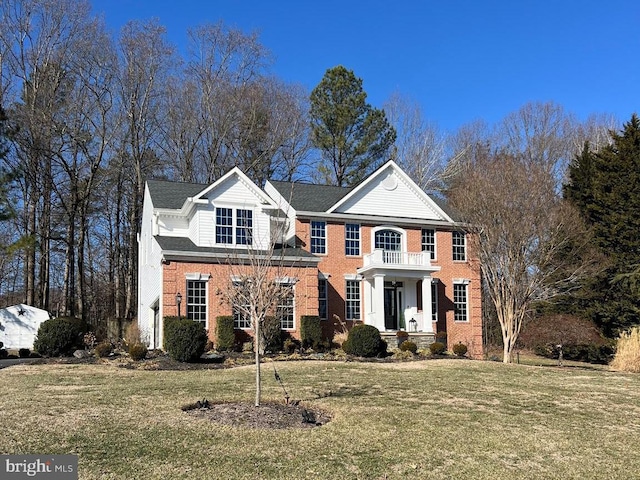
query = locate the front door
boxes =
[384,282,404,330]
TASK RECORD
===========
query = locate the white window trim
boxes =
[452,280,470,323]
[371,225,408,253]
[310,220,327,255]
[422,228,437,261]
[345,222,361,257]
[185,278,209,329]
[214,206,254,247]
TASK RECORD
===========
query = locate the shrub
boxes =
[342,324,387,357]
[300,315,322,350]
[94,341,113,358]
[0,349,7,359]
[33,317,88,357]
[216,316,235,352]
[611,327,640,372]
[129,343,148,361]
[162,316,181,351]
[435,331,447,344]
[164,319,207,362]
[399,340,418,354]
[124,321,142,348]
[260,316,283,353]
[18,348,31,358]
[429,342,446,355]
[535,342,614,365]
[283,335,300,354]
[452,343,468,357]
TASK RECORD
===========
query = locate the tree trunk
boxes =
[254,317,261,407]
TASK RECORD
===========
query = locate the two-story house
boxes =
[138,161,483,357]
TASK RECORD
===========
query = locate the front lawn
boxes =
[1,359,638,479]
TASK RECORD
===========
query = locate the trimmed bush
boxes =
[399,340,418,354]
[164,318,207,362]
[129,343,148,361]
[162,316,181,351]
[18,348,31,358]
[435,331,447,344]
[260,316,283,353]
[33,317,88,357]
[429,342,446,355]
[300,315,322,349]
[216,316,235,352]
[94,341,113,358]
[342,324,387,357]
[452,342,468,357]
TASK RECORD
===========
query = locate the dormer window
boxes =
[216,207,253,245]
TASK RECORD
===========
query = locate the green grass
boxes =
[1,359,639,479]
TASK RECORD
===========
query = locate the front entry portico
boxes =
[358,249,440,333]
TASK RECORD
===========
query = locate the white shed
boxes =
[0,304,51,350]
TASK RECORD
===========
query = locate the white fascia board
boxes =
[294,210,458,229]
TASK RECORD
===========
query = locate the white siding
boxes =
[157,215,189,237]
[336,169,446,220]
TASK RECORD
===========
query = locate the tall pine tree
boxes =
[564,114,640,336]
[309,66,396,187]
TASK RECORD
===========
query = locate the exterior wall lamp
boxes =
[176,292,182,319]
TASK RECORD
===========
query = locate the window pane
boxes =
[375,230,401,251]
[452,231,466,261]
[277,285,294,329]
[236,209,253,245]
[345,223,360,256]
[422,228,435,260]
[233,282,251,329]
[311,221,326,254]
[453,283,468,322]
[346,280,361,320]
[187,280,207,325]
[318,279,327,319]
[216,208,233,244]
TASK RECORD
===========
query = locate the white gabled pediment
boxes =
[327,161,452,222]
[192,167,278,209]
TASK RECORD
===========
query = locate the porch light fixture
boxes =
[176,292,183,319]
[409,317,418,332]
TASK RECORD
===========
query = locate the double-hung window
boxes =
[186,280,207,326]
[453,282,469,322]
[216,208,233,244]
[236,209,252,245]
[345,280,361,321]
[216,207,253,246]
[277,284,295,329]
[318,278,328,320]
[232,281,251,329]
[345,223,360,256]
[452,231,466,261]
[422,228,436,260]
[311,221,326,254]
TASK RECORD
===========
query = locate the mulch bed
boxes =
[182,400,330,429]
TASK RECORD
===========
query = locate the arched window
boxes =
[375,229,402,251]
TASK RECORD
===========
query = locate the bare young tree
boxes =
[217,200,313,406]
[384,93,448,192]
[448,148,597,363]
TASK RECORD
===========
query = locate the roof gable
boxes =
[328,161,454,222]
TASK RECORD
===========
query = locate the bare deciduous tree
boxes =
[448,148,597,363]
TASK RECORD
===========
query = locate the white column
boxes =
[373,274,386,331]
[422,275,433,333]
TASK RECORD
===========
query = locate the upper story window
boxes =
[216,207,253,246]
[375,229,402,251]
[311,221,326,254]
[452,231,466,261]
[216,207,233,244]
[236,209,253,245]
[422,228,436,260]
[345,223,360,256]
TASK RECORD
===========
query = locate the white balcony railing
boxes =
[362,249,432,268]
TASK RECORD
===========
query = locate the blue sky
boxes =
[91,0,640,132]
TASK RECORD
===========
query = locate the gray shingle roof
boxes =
[155,236,318,260]
[268,180,352,212]
[147,179,208,209]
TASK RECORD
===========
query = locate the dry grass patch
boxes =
[1,360,640,479]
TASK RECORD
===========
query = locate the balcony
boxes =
[358,249,440,276]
